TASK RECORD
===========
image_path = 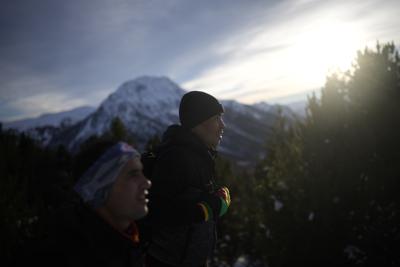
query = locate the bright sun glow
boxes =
[183,19,368,104]
[290,20,364,86]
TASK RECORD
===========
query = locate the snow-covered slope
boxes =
[254,100,307,118]
[220,100,276,163]
[287,100,307,117]
[4,106,95,131]
[253,102,295,118]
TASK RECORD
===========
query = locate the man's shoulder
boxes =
[157,144,195,163]
[150,145,201,178]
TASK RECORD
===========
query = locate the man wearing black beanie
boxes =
[143,91,231,267]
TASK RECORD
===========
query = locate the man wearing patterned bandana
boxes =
[74,142,151,225]
[145,91,231,267]
[20,141,151,267]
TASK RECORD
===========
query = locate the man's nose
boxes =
[145,179,152,189]
[141,174,152,189]
[220,118,225,129]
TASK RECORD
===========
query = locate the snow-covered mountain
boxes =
[50,76,184,151]
[219,100,276,164]
[254,100,308,118]
[6,76,293,164]
[253,102,296,118]
[3,106,95,131]
[287,100,307,117]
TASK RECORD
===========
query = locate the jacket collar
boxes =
[160,124,218,160]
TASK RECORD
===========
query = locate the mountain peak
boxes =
[100,76,185,111]
[116,75,182,96]
[66,76,187,149]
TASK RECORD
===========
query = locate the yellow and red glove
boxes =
[215,186,231,217]
[197,186,231,221]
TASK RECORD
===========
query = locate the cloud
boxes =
[1,92,82,122]
[181,0,400,103]
[0,61,111,121]
[1,0,280,117]
[0,0,399,121]
[0,87,111,122]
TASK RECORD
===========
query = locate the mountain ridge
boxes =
[3,76,297,165]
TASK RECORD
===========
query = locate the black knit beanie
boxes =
[179,91,224,129]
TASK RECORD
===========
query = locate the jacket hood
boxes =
[159,124,217,159]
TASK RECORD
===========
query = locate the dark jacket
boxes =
[19,201,144,267]
[146,125,219,267]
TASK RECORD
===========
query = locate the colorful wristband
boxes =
[219,198,229,217]
[198,202,213,221]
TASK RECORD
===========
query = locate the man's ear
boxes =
[191,123,201,134]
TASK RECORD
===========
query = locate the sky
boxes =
[1,0,399,122]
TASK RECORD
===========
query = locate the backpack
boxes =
[138,146,177,249]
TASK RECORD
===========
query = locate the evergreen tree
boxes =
[254,42,400,266]
[110,117,128,140]
[108,117,136,145]
[0,130,73,264]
